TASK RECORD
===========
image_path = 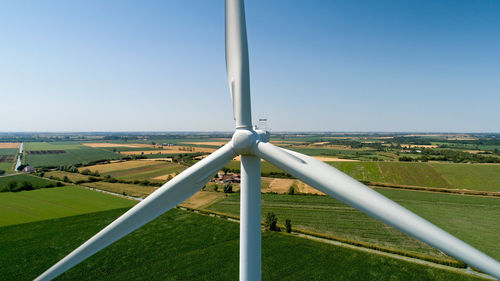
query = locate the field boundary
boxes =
[51,181,497,280]
[369,182,500,198]
[177,206,494,280]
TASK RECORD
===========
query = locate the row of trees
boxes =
[399,149,500,163]
[0,180,62,193]
[265,212,292,233]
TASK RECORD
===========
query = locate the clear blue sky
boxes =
[1,0,499,132]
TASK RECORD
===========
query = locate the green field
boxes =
[226,160,500,191]
[207,190,500,261]
[23,142,122,167]
[0,186,135,226]
[105,162,186,181]
[329,162,456,188]
[0,148,17,173]
[431,163,500,192]
[0,208,481,281]
[0,174,60,191]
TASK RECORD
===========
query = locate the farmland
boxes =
[0,208,481,281]
[225,160,500,192]
[23,142,122,167]
[81,160,186,181]
[83,181,157,198]
[0,174,60,191]
[0,186,134,226]
[206,190,500,261]
[0,148,18,173]
[431,163,500,192]
[1,132,500,279]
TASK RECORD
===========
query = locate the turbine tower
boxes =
[36,0,500,280]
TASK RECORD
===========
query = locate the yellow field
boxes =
[261,177,324,195]
[83,182,156,198]
[121,146,216,155]
[179,191,227,209]
[83,143,155,148]
[0,143,19,148]
[152,172,178,181]
[79,160,160,174]
[45,171,91,182]
[180,141,228,146]
[312,156,359,162]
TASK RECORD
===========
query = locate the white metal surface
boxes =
[34,143,237,281]
[255,141,500,280]
[239,155,262,281]
[226,0,252,129]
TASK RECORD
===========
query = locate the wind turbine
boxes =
[36,0,500,280]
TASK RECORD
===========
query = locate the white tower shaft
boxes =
[239,155,262,281]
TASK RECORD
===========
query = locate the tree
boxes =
[285,219,292,233]
[7,180,17,192]
[81,169,91,175]
[63,176,70,183]
[265,212,278,231]
[20,181,34,191]
[287,186,295,195]
[223,182,233,193]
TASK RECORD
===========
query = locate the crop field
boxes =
[83,143,155,148]
[24,142,122,167]
[83,181,157,198]
[0,142,19,148]
[44,171,93,182]
[0,208,481,281]
[0,148,17,173]
[0,148,18,155]
[225,160,286,176]
[431,163,500,192]
[81,160,161,174]
[82,160,186,181]
[0,186,134,227]
[226,160,500,192]
[120,146,216,155]
[207,190,500,261]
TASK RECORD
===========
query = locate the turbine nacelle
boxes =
[230,128,270,155]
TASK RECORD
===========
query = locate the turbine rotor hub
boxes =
[231,129,258,155]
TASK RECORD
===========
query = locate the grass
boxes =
[431,163,500,192]
[207,190,500,261]
[0,208,481,281]
[0,174,59,190]
[23,142,122,167]
[83,181,157,198]
[0,162,13,173]
[81,160,186,180]
[0,148,17,174]
[225,160,288,175]
[0,148,18,155]
[0,186,134,227]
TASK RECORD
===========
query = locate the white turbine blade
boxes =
[255,141,500,279]
[226,0,252,129]
[35,143,237,281]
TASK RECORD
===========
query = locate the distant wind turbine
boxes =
[36,0,500,280]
